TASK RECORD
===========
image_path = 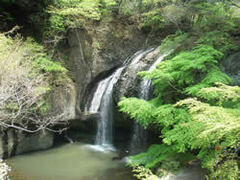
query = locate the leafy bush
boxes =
[44,0,118,38]
[160,31,188,53]
[118,2,240,179]
[0,33,67,132]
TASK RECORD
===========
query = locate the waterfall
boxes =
[140,51,173,100]
[130,51,172,154]
[95,66,125,148]
[88,76,113,113]
[86,48,154,151]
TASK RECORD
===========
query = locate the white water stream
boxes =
[87,49,154,151]
[130,51,172,154]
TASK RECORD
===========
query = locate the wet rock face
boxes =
[67,22,148,114]
[114,48,161,102]
[50,82,77,120]
[55,21,162,138]
[113,48,162,131]
[0,130,54,158]
[222,52,240,85]
[15,131,54,155]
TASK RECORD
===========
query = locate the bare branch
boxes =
[0,33,68,134]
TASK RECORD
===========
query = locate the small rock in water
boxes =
[112,150,129,161]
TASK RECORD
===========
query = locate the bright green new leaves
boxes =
[49,0,102,20]
[196,83,240,107]
[140,45,230,99]
[23,38,67,73]
[118,98,156,128]
[129,144,178,169]
[45,0,117,37]
[175,98,240,149]
[120,91,240,179]
[184,66,232,96]
[118,6,240,177]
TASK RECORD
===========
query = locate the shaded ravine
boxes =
[130,51,172,154]
[86,49,154,151]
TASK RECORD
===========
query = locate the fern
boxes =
[118,97,156,128]
[119,27,240,180]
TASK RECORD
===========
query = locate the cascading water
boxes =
[140,51,173,100]
[130,51,172,154]
[87,48,154,151]
[95,67,125,149]
[88,76,113,113]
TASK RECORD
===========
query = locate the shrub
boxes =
[0,33,67,133]
[118,2,240,178]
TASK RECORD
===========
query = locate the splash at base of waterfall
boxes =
[83,144,116,152]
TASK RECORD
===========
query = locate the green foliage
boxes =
[47,15,66,34]
[34,56,67,73]
[191,2,238,32]
[196,83,240,107]
[49,0,102,20]
[140,8,164,31]
[120,90,240,179]
[138,0,240,33]
[173,99,240,149]
[23,38,67,73]
[44,0,118,38]
[184,65,232,96]
[128,144,176,169]
[128,144,195,176]
[196,30,238,54]
[0,33,67,128]
[211,159,240,180]
[140,45,230,100]
[118,2,240,179]
[131,166,155,180]
[160,31,188,53]
[118,98,156,128]
[154,105,191,135]
[0,0,16,6]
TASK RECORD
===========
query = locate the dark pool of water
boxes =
[7,143,136,180]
